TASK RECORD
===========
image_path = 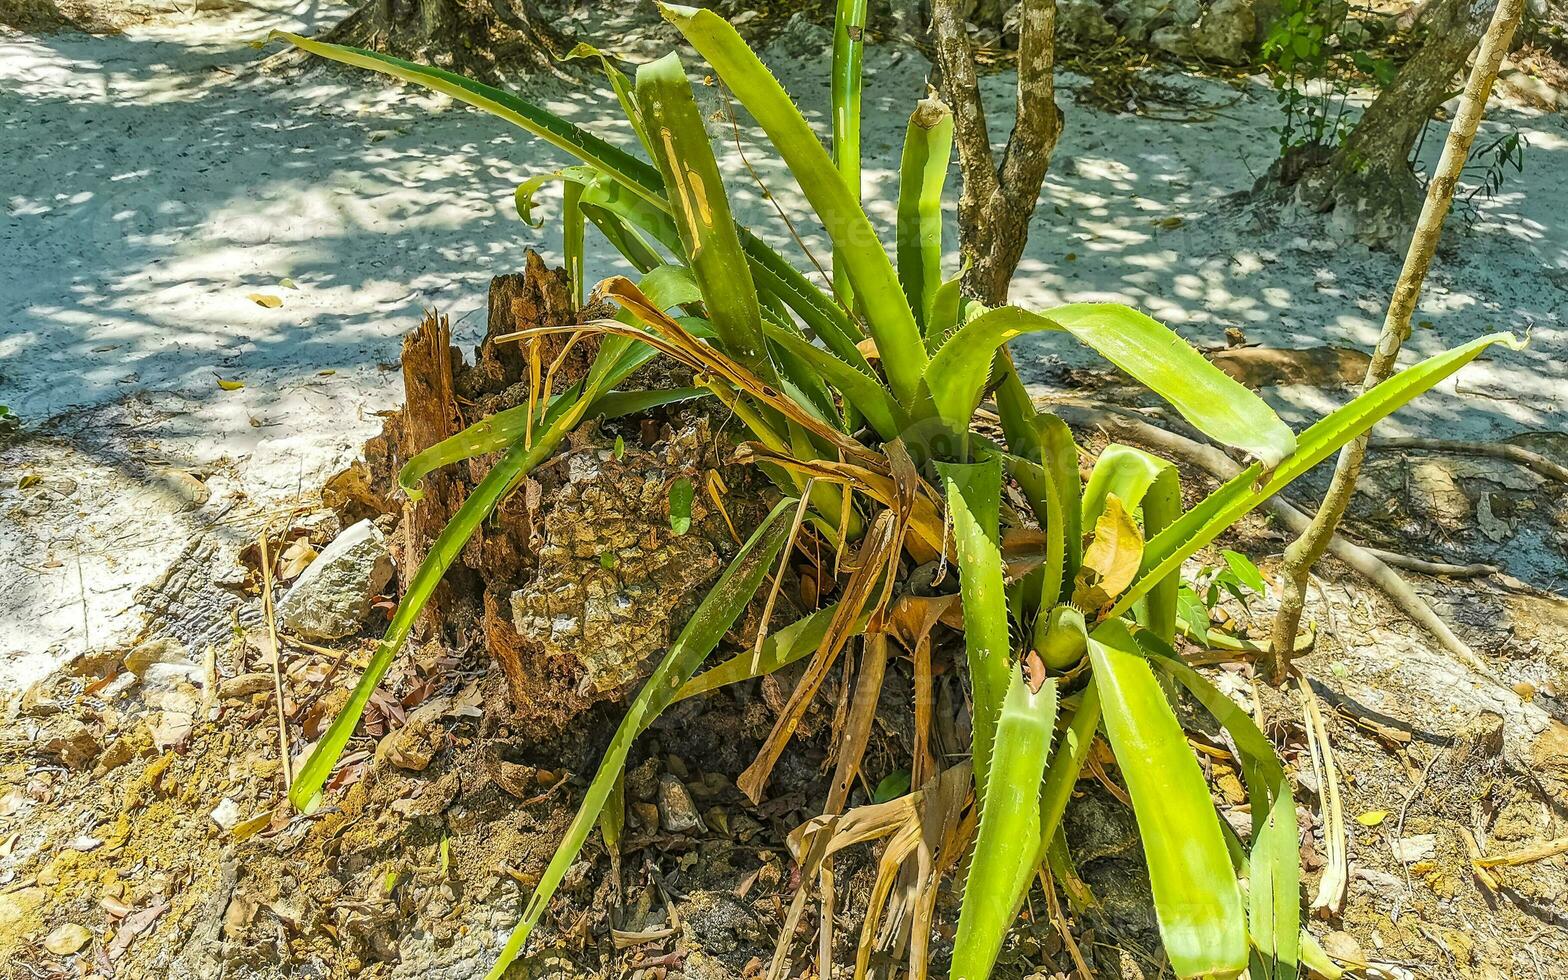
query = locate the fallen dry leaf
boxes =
[215,376,245,391]
[106,901,168,961]
[277,537,317,581]
[43,922,92,955]
[247,293,283,308]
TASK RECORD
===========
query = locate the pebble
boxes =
[277,519,394,640]
[210,798,242,831]
[657,775,704,834]
[43,922,92,955]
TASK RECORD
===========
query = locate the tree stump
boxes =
[326,251,766,738]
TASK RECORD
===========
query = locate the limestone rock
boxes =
[278,519,394,640]
[1193,0,1257,64]
[768,12,832,61]
[33,717,100,769]
[123,636,190,677]
[658,775,704,834]
[43,922,92,955]
[1151,24,1196,58]
[1115,0,1198,41]
[1058,0,1118,43]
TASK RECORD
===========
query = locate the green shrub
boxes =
[273,6,1518,978]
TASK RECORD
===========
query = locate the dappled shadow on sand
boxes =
[2,1,1567,666]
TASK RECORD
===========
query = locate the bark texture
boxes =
[323,253,764,738]
[930,0,1062,305]
[319,0,571,79]
[1283,0,1500,247]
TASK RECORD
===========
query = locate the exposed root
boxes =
[1364,547,1499,578]
[1370,436,1568,484]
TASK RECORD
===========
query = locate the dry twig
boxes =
[258,528,293,791]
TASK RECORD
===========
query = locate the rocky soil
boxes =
[4,1,1568,978]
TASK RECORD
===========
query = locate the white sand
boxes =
[2,0,1564,692]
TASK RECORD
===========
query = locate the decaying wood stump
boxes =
[323,251,770,738]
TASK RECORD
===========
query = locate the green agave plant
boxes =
[272,6,1520,979]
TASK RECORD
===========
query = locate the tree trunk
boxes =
[1290,0,1497,247]
[319,0,571,80]
[931,0,1062,305]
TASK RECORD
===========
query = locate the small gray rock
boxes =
[1193,0,1258,64]
[657,774,705,834]
[277,519,393,640]
[1151,24,1196,58]
[1391,834,1437,863]
[1056,0,1119,43]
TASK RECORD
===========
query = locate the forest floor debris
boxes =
[3,0,1568,977]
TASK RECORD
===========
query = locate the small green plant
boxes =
[0,404,18,437]
[1456,129,1528,216]
[1261,2,1400,155]
[1178,548,1269,645]
[272,5,1520,978]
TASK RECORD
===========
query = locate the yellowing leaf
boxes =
[1355,810,1388,827]
[279,277,299,290]
[231,810,274,841]
[1073,494,1144,610]
[248,293,283,308]
[18,473,41,490]
[278,537,317,581]
[216,377,245,391]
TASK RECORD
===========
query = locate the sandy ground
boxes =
[2,0,1566,694]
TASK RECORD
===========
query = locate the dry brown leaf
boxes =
[1072,494,1143,611]
[277,537,317,581]
[107,901,167,960]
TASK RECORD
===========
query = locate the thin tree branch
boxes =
[1052,402,1503,685]
[1268,0,1525,680]
[929,0,998,204]
[995,0,1060,208]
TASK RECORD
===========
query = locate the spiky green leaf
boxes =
[1088,619,1248,979]
[951,671,1058,980]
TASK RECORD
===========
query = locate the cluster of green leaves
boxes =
[1261,0,1386,153]
[273,5,1519,978]
[1455,129,1528,215]
[1178,549,1267,646]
